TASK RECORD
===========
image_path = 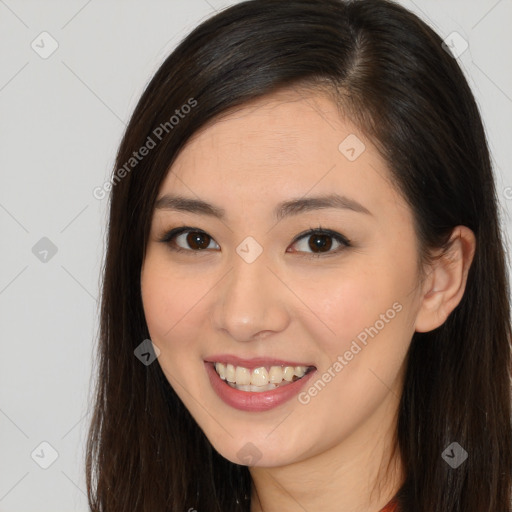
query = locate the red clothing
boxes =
[380,499,399,512]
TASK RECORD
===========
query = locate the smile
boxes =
[204,358,317,412]
[214,362,314,392]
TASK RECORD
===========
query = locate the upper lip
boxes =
[204,355,316,370]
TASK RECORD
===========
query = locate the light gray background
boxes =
[1,0,511,510]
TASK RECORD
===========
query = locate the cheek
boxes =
[299,253,416,367]
[300,267,392,345]
[141,258,204,344]
[140,269,175,341]
[140,260,206,396]
[292,268,413,435]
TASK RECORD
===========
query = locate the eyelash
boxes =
[158,225,351,258]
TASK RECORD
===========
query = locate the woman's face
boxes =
[141,88,425,467]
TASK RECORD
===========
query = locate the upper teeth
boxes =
[214,362,309,386]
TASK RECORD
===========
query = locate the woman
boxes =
[85,0,512,510]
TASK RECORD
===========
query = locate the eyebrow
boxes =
[154,193,372,221]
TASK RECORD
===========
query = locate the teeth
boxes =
[283,366,295,381]
[214,362,311,390]
[268,366,283,384]
[251,367,268,386]
[216,363,226,380]
[235,366,251,385]
[225,363,236,383]
[231,383,278,392]
[294,366,307,377]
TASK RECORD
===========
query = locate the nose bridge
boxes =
[211,240,289,341]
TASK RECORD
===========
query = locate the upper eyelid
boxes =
[164,226,347,241]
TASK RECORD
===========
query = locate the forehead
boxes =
[157,89,407,223]
[176,90,348,173]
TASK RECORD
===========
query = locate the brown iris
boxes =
[185,231,211,250]
[308,233,333,253]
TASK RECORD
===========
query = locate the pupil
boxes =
[188,232,209,250]
[309,234,332,252]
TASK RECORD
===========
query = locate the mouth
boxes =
[210,361,316,392]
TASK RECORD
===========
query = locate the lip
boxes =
[205,361,317,412]
[204,354,315,370]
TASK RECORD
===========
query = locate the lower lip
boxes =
[205,362,317,412]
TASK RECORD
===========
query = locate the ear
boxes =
[414,226,476,333]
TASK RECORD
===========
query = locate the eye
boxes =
[287,227,351,257]
[158,226,351,257]
[159,227,219,254]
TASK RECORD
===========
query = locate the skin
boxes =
[140,88,476,512]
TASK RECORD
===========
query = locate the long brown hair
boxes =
[85,1,512,510]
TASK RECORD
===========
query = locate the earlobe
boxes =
[414,226,476,333]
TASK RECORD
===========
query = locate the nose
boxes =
[211,252,290,342]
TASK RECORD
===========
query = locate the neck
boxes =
[249,392,404,512]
